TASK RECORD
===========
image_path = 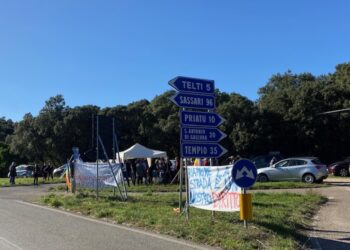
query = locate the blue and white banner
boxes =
[75,161,124,189]
[188,165,241,212]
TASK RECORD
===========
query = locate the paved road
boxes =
[2,179,350,250]
[309,178,350,250]
[0,185,214,250]
[251,178,350,250]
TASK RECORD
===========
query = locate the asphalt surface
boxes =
[309,178,350,250]
[2,178,350,250]
[0,184,215,250]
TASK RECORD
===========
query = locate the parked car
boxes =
[53,164,68,177]
[16,164,34,178]
[251,152,284,169]
[257,157,328,183]
[328,157,350,176]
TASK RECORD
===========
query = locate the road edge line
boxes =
[15,200,213,250]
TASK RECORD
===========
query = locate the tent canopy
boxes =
[119,143,167,160]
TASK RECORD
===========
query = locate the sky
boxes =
[0,0,349,121]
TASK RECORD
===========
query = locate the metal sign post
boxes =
[232,159,257,228]
[179,156,183,212]
[96,116,99,199]
[169,76,227,220]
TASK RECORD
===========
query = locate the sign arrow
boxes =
[181,126,227,142]
[181,143,227,158]
[170,92,216,110]
[168,76,215,95]
[180,110,225,127]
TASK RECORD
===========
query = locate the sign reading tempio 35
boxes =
[182,143,227,158]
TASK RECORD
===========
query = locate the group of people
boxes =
[122,158,178,186]
[8,161,54,186]
[32,163,55,186]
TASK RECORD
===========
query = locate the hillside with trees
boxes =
[1,62,350,176]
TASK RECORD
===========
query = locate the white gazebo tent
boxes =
[119,143,167,162]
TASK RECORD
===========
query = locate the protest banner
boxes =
[187,165,241,212]
[74,160,124,189]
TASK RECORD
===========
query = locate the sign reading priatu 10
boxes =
[169,76,227,158]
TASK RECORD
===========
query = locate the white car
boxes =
[257,157,328,183]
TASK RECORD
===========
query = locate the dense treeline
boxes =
[1,62,350,176]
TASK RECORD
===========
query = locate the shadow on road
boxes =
[325,182,350,187]
[311,237,350,250]
[309,229,350,234]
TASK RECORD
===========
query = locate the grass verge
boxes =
[41,189,326,249]
[124,181,329,193]
[0,177,65,187]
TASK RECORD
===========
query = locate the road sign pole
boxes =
[185,158,189,221]
[96,116,99,199]
[243,188,247,228]
[179,157,183,212]
[210,158,215,219]
[179,108,184,213]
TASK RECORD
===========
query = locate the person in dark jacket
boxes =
[8,162,17,185]
[33,164,39,186]
[42,163,48,181]
[48,163,54,180]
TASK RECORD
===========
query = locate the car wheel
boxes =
[258,174,268,182]
[302,174,315,183]
[339,168,349,177]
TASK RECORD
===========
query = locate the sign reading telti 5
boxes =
[168,76,215,95]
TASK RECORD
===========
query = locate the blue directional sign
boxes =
[231,159,257,188]
[180,111,225,127]
[181,126,226,142]
[181,143,227,158]
[171,93,216,110]
[168,76,215,95]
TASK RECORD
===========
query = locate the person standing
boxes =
[136,160,143,185]
[270,156,277,166]
[48,163,54,180]
[42,162,47,181]
[131,160,137,185]
[8,162,17,185]
[33,164,39,186]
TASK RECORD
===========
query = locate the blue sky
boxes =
[0,0,349,121]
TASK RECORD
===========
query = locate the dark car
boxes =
[251,152,284,169]
[328,157,350,176]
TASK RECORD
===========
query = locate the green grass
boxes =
[0,177,65,187]
[124,181,329,193]
[252,181,329,189]
[41,189,327,249]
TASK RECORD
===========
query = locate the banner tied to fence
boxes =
[74,161,124,189]
[187,165,241,212]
